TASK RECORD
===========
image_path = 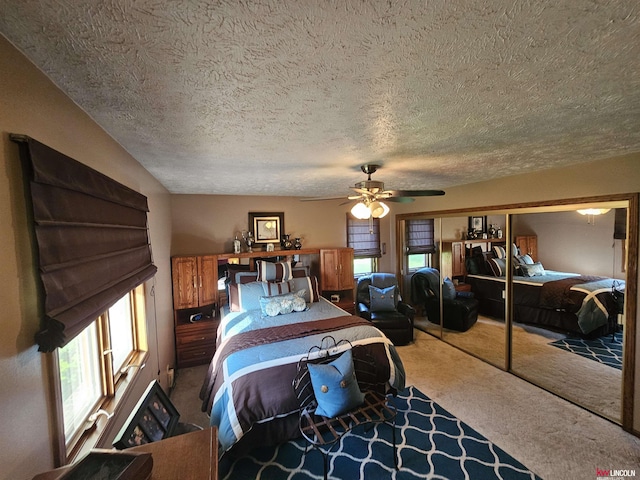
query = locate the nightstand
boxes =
[455,283,472,292]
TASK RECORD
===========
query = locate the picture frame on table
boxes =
[469,215,487,233]
[112,381,180,449]
[249,212,284,245]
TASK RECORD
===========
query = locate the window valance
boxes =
[11,135,157,352]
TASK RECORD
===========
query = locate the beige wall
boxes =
[170,194,395,270]
[0,36,174,479]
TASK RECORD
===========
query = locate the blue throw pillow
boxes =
[442,277,456,301]
[307,349,365,418]
[369,285,397,312]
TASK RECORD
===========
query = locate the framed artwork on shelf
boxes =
[249,212,284,245]
[112,381,180,449]
[469,215,487,233]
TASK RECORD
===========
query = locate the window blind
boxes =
[347,215,381,258]
[406,218,436,254]
[12,135,157,352]
[614,208,627,239]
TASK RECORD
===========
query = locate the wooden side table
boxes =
[32,427,218,480]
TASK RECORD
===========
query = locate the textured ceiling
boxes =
[1,1,639,197]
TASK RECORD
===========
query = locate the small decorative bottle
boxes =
[294,237,302,250]
[497,226,503,239]
[233,235,241,254]
[488,224,496,238]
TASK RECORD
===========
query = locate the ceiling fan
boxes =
[302,164,445,219]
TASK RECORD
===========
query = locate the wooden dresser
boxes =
[32,427,218,480]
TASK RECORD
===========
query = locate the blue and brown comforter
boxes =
[199,301,405,455]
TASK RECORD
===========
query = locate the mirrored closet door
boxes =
[509,203,628,423]
[399,195,636,427]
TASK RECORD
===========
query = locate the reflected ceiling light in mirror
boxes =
[577,208,611,216]
[577,207,611,225]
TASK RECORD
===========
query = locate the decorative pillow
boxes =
[307,349,365,418]
[488,257,506,277]
[517,254,534,265]
[442,277,456,301]
[520,262,545,277]
[492,245,506,259]
[259,291,307,316]
[292,265,310,278]
[234,271,259,284]
[289,276,321,302]
[236,281,266,311]
[291,294,307,312]
[369,285,397,312]
[262,281,293,296]
[256,260,293,282]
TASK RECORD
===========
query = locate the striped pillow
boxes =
[256,260,293,282]
[262,281,293,296]
[289,276,321,303]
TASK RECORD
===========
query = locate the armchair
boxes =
[410,268,478,332]
[356,273,415,346]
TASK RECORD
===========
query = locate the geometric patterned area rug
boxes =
[549,331,623,370]
[219,386,542,479]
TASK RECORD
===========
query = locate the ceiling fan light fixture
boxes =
[369,200,389,218]
[351,201,371,219]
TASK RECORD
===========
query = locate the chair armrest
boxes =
[357,303,372,320]
[397,302,416,320]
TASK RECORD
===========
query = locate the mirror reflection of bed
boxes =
[411,203,627,424]
[508,207,625,423]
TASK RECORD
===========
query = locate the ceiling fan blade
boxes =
[385,197,415,203]
[386,189,445,198]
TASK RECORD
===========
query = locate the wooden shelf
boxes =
[214,247,320,261]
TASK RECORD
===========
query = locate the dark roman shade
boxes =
[347,215,381,259]
[406,219,436,254]
[614,208,627,240]
[12,135,157,352]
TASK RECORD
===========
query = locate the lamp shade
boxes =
[369,201,389,218]
[351,201,371,219]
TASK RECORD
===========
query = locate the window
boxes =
[407,253,432,270]
[353,257,379,276]
[57,285,148,460]
[347,215,381,276]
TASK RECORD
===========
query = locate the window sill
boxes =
[66,351,149,463]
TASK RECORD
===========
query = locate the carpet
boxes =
[549,331,623,370]
[219,386,541,479]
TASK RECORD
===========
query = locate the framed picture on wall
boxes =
[249,212,284,245]
[469,215,487,233]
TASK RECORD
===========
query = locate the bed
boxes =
[465,249,624,337]
[198,260,405,456]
